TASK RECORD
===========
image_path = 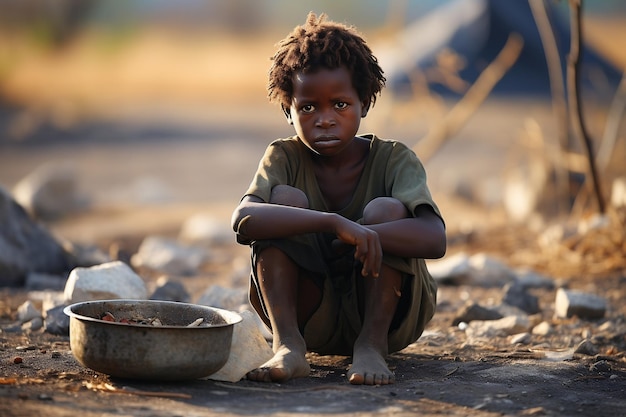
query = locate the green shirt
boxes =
[245,134,442,222]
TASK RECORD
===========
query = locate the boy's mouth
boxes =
[314,135,341,147]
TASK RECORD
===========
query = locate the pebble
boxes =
[574,339,599,356]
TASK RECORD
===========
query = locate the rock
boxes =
[44,304,70,336]
[21,317,44,332]
[509,332,531,345]
[427,252,472,284]
[428,253,517,287]
[532,321,552,336]
[452,302,503,326]
[575,339,599,356]
[514,269,554,289]
[555,288,607,319]
[207,310,273,382]
[179,214,233,246]
[150,277,190,302]
[468,254,518,287]
[197,285,247,311]
[501,283,540,314]
[64,261,148,303]
[12,162,87,220]
[466,315,531,339]
[589,360,611,373]
[0,186,70,286]
[61,240,111,268]
[17,301,41,323]
[131,236,207,276]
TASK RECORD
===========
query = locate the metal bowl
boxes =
[64,299,242,381]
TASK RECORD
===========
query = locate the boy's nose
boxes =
[315,110,336,128]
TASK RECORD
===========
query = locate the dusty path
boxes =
[1,100,625,416]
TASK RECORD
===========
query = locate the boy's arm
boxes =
[231,195,383,277]
[366,205,446,260]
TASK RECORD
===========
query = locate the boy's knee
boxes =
[363,197,409,224]
[270,185,309,208]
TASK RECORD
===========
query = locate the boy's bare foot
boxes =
[246,345,310,383]
[348,343,395,385]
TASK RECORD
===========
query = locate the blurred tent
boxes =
[378,0,623,98]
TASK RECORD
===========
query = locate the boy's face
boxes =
[286,66,369,157]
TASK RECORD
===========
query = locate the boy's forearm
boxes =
[234,202,339,241]
[367,217,446,259]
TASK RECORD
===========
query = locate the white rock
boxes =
[17,300,41,323]
[428,253,517,287]
[131,236,207,276]
[64,261,148,303]
[468,254,518,287]
[510,332,531,345]
[555,288,606,319]
[427,252,472,282]
[179,214,232,245]
[532,321,552,336]
[207,310,274,383]
[466,315,530,339]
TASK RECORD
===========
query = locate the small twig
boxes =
[414,33,523,163]
[567,0,606,214]
[529,0,570,215]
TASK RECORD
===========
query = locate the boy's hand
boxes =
[333,217,382,278]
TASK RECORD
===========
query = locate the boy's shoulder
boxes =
[360,134,413,153]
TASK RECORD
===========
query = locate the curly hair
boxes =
[268,12,386,111]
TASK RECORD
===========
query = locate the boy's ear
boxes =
[361,99,371,118]
[282,105,293,125]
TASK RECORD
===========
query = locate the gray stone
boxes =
[150,277,190,302]
[131,236,207,276]
[22,317,43,332]
[452,302,503,326]
[12,162,87,220]
[575,339,599,356]
[197,285,247,311]
[64,261,148,303]
[17,301,41,323]
[428,253,517,287]
[555,288,607,319]
[0,186,70,286]
[44,304,70,336]
[501,282,540,314]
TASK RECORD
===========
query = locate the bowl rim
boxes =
[63,299,242,329]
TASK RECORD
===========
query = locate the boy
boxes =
[231,12,446,386]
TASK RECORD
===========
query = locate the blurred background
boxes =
[0,0,625,239]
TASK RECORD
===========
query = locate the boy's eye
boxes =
[302,104,315,113]
[335,102,348,109]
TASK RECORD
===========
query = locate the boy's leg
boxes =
[247,246,319,382]
[348,197,408,385]
[247,185,322,383]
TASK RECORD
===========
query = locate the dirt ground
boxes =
[0,98,625,417]
[1,19,626,415]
